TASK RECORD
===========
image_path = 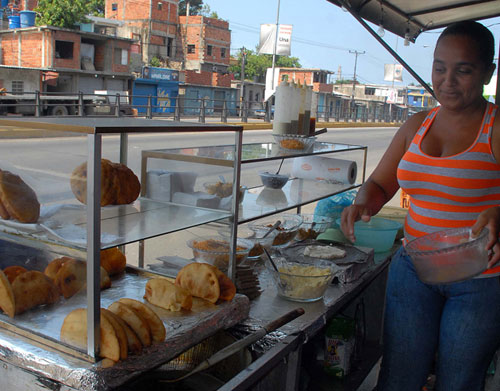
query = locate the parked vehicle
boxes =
[0,91,97,116]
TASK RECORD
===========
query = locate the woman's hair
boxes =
[438,20,495,68]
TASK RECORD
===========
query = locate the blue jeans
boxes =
[377,247,500,391]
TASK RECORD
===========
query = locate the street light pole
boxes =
[349,50,365,120]
[271,0,281,93]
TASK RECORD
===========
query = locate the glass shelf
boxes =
[240,179,360,223]
[0,199,232,252]
[143,142,366,166]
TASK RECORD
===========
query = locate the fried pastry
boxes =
[0,169,40,223]
[0,269,15,318]
[100,247,126,276]
[108,301,152,347]
[70,159,140,206]
[44,256,74,281]
[118,298,166,343]
[3,265,28,284]
[12,271,59,315]
[60,308,120,362]
[54,259,111,299]
[175,263,221,304]
[144,278,193,312]
[101,308,128,360]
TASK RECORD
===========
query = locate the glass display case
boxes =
[0,117,247,364]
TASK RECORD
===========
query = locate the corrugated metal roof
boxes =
[327,0,500,40]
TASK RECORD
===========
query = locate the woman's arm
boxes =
[340,112,427,242]
[472,108,500,267]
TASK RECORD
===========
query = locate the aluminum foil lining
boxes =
[0,270,250,391]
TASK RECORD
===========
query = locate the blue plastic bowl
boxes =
[336,217,402,253]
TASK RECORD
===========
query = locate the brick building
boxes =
[0,25,134,95]
[105,0,182,69]
[178,15,231,74]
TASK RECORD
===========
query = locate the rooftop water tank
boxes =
[8,15,20,29]
[20,10,36,28]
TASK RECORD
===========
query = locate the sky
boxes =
[205,0,500,87]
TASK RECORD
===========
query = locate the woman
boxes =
[340,21,500,391]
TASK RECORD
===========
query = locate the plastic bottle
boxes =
[324,316,356,378]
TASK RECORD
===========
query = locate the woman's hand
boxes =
[471,206,500,268]
[340,204,373,243]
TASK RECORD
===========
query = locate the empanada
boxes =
[101,308,127,360]
[60,308,120,362]
[144,278,193,312]
[3,265,28,284]
[12,271,59,315]
[108,301,151,347]
[118,298,165,343]
[0,170,40,223]
[0,269,15,318]
[100,247,126,276]
[175,263,220,304]
[54,259,111,299]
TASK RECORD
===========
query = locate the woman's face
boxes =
[432,34,494,111]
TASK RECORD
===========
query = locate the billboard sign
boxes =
[384,64,403,82]
[258,24,293,56]
[142,66,179,81]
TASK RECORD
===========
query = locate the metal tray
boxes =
[0,267,250,390]
[276,240,374,283]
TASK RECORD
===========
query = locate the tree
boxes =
[86,0,105,16]
[229,49,301,82]
[199,4,219,19]
[35,0,104,28]
[178,0,203,16]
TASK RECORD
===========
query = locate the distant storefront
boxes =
[132,67,180,114]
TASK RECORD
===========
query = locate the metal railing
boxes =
[0,90,411,123]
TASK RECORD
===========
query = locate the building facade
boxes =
[0,25,134,95]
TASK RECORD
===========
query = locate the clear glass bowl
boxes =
[218,226,277,260]
[249,213,303,249]
[296,214,333,241]
[259,171,289,189]
[405,227,489,284]
[273,134,316,152]
[186,236,253,271]
[265,256,336,302]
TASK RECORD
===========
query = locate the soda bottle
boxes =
[324,316,356,379]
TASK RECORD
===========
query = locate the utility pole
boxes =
[240,47,246,117]
[349,50,365,120]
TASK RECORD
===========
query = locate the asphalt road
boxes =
[0,126,401,264]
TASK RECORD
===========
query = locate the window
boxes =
[249,90,253,102]
[255,93,259,102]
[55,40,74,59]
[187,44,195,54]
[167,37,173,57]
[11,81,24,94]
[112,3,118,11]
[114,48,128,65]
[365,87,375,96]
[157,1,162,10]
[220,47,226,58]
[207,45,213,56]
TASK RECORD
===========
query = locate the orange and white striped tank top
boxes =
[397,102,500,277]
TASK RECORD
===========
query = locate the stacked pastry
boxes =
[0,169,40,223]
[0,247,126,317]
[70,159,140,206]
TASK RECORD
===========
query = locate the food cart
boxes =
[1,1,500,390]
